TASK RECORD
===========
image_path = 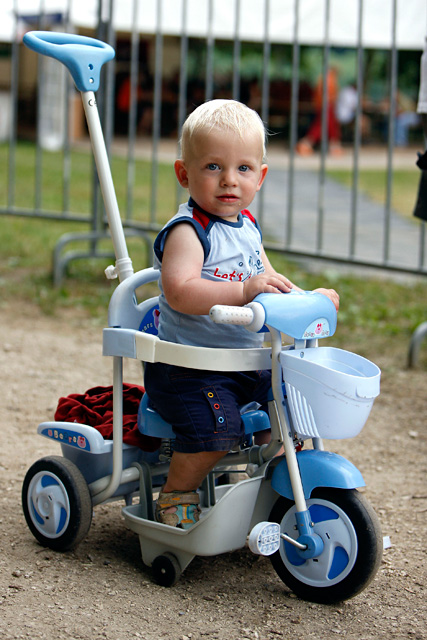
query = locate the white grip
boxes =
[209,302,265,332]
[209,305,254,325]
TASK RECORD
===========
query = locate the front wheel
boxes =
[269,488,382,604]
[22,456,92,551]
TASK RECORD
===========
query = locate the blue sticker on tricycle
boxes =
[39,426,91,451]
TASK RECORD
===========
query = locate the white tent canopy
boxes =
[2,0,427,49]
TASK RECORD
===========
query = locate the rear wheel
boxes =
[269,488,382,603]
[152,553,181,587]
[22,456,92,551]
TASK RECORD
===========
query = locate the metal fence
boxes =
[1,0,426,280]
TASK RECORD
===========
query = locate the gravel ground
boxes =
[0,301,426,640]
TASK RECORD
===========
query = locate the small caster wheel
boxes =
[152,552,181,587]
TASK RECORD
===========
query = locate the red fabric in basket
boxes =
[54,384,161,452]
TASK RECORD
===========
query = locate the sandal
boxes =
[155,488,201,529]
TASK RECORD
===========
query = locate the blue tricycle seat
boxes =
[137,393,270,440]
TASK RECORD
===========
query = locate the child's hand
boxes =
[243,272,293,304]
[314,288,340,311]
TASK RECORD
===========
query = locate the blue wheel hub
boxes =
[27,471,70,538]
[280,499,358,586]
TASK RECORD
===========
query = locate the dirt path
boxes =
[0,302,426,640]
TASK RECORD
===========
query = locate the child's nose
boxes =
[220,168,237,186]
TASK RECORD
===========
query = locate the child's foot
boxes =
[329,142,344,156]
[296,139,313,156]
[155,489,201,529]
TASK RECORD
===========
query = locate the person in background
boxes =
[335,83,372,142]
[296,68,343,156]
[394,90,421,147]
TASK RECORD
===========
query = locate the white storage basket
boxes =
[280,347,381,440]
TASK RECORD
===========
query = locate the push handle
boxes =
[23,31,115,92]
[23,30,133,282]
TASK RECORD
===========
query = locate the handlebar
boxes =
[210,292,338,340]
[23,31,115,92]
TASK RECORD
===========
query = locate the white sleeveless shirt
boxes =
[153,199,265,348]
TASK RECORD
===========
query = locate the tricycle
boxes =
[21,31,383,604]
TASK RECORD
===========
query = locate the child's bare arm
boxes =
[161,224,293,315]
[313,287,340,311]
[260,247,302,291]
[260,247,340,311]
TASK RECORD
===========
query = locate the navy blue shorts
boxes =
[144,362,272,453]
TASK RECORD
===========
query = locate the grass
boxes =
[0,142,426,364]
[267,254,426,360]
[327,168,420,219]
[0,142,176,221]
[0,141,176,319]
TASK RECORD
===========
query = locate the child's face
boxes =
[174,128,268,222]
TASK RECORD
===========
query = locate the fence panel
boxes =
[1,0,426,278]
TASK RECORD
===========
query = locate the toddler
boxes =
[144,99,339,528]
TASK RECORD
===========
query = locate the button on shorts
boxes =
[144,362,272,453]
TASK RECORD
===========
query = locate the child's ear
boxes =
[174,160,189,188]
[256,164,268,192]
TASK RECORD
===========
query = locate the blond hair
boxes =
[180,99,267,161]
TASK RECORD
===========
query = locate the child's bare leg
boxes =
[163,450,228,492]
[254,429,270,445]
[254,429,283,455]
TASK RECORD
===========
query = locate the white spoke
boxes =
[29,472,70,538]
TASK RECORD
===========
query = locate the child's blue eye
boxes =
[207,163,219,170]
[239,165,250,172]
